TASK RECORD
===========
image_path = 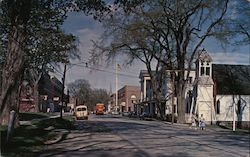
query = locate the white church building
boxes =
[138,50,250,128]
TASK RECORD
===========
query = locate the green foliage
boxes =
[0,0,80,75]
[32,117,75,130]
[19,112,49,121]
[0,0,112,73]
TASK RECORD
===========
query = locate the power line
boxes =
[69,63,139,78]
[71,61,139,75]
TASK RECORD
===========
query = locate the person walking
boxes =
[191,116,197,130]
[199,114,205,130]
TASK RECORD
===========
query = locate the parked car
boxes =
[122,112,130,116]
[139,112,150,120]
[129,111,137,118]
[112,111,120,115]
[75,105,88,120]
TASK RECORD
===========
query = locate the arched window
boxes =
[216,100,220,114]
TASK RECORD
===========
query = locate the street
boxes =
[39,114,250,157]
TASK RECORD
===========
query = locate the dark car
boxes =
[122,112,130,116]
[139,112,149,120]
[129,111,137,118]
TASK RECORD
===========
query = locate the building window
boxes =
[201,67,205,76]
[237,100,241,114]
[188,77,193,84]
[173,105,177,114]
[216,100,220,114]
[206,67,210,76]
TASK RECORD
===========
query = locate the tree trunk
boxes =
[31,71,43,112]
[0,23,27,125]
[177,87,186,123]
[33,83,40,112]
[176,55,186,124]
[0,0,31,125]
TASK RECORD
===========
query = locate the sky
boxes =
[58,10,250,93]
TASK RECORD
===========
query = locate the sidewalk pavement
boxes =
[123,116,236,133]
[163,121,241,133]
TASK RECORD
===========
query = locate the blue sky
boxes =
[60,11,250,92]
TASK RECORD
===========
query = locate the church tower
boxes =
[194,49,216,124]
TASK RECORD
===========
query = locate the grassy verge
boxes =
[206,124,250,134]
[19,112,49,121]
[1,116,75,157]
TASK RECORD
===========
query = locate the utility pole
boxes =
[171,72,175,124]
[60,64,67,119]
[115,63,118,113]
[233,102,236,131]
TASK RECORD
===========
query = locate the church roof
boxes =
[197,49,212,62]
[212,64,250,95]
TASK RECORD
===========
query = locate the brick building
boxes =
[118,85,140,112]
[19,72,68,112]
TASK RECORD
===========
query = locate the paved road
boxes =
[39,114,250,157]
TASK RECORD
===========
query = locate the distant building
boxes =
[19,72,68,112]
[118,85,140,112]
[108,93,116,113]
[138,69,196,118]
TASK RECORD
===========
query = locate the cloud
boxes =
[76,28,102,59]
[210,52,250,65]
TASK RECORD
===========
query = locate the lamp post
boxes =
[233,102,236,131]
[115,63,118,112]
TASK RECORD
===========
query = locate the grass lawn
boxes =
[19,112,49,121]
[206,124,250,134]
[1,114,75,157]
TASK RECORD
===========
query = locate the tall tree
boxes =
[0,0,32,125]
[92,0,229,123]
[90,88,110,110]
[68,79,92,105]
[215,0,250,45]
[0,0,109,125]
[68,79,110,110]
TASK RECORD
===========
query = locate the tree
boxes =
[215,0,250,46]
[0,0,79,122]
[91,6,171,119]
[68,79,92,105]
[90,88,110,110]
[0,0,109,125]
[68,79,110,111]
[91,0,229,123]
[0,0,32,125]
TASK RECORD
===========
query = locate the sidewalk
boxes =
[122,115,241,133]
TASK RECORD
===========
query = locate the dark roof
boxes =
[212,64,250,95]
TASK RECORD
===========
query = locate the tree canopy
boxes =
[68,79,110,110]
